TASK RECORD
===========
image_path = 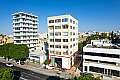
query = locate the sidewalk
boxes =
[15,62,72,79]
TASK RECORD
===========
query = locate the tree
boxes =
[78,43,83,52]
[72,73,101,80]
[0,43,29,61]
[12,44,29,61]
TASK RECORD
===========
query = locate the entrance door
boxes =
[55,58,62,68]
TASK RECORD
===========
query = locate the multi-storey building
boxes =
[12,12,38,51]
[38,33,48,51]
[83,39,120,77]
[48,15,78,69]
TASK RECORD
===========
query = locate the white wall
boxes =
[62,57,70,69]
[83,47,120,55]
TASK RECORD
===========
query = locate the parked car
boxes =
[46,65,54,69]
[16,61,25,65]
[6,63,14,67]
[20,61,25,65]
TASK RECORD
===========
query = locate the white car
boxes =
[6,63,14,67]
[46,65,54,69]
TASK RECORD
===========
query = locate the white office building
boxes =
[48,15,78,69]
[83,39,120,77]
[12,12,38,51]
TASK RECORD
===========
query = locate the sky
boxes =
[0,0,120,35]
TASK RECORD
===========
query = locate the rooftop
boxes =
[85,39,120,49]
[86,44,120,49]
[12,12,38,18]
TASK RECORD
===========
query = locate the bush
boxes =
[0,68,13,80]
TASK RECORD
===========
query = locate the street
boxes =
[15,66,49,80]
[0,62,64,80]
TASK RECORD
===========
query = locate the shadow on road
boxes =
[46,76,64,80]
[13,70,21,80]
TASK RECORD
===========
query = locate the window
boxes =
[70,19,72,23]
[73,44,75,46]
[55,19,61,23]
[14,14,20,18]
[49,26,54,30]
[15,36,20,39]
[63,51,68,55]
[70,45,72,48]
[73,21,75,24]
[63,39,68,42]
[50,50,54,54]
[50,45,54,48]
[50,33,54,36]
[70,32,72,35]
[73,32,75,35]
[56,51,61,55]
[62,25,68,29]
[73,38,75,41]
[63,45,68,49]
[73,27,75,30]
[55,45,61,48]
[85,66,87,71]
[14,19,20,22]
[49,20,54,23]
[50,39,54,42]
[63,32,68,36]
[62,18,68,22]
[16,40,21,43]
[55,39,61,42]
[15,27,20,30]
[55,32,61,36]
[55,26,61,29]
[70,26,72,29]
[70,38,72,41]
[84,52,120,58]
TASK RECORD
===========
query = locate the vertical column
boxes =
[104,68,105,74]
[82,66,85,73]
[50,57,55,66]
[87,66,90,73]
[72,56,74,66]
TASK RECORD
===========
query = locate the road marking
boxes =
[20,77,28,80]
[22,72,43,79]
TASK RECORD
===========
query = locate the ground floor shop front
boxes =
[49,55,74,69]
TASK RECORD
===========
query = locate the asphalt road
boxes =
[0,62,64,80]
[14,66,49,80]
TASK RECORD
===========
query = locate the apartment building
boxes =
[48,15,78,69]
[38,33,48,51]
[83,39,120,77]
[12,12,38,51]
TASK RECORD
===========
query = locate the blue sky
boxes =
[0,0,120,34]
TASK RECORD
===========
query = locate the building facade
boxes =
[12,12,38,51]
[38,33,48,52]
[83,39,120,77]
[48,15,78,69]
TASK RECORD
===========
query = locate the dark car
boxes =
[20,61,25,65]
